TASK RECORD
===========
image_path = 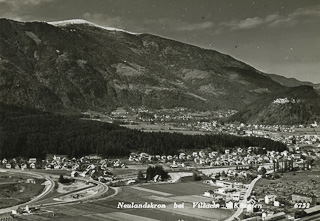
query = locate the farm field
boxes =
[140,182,213,196]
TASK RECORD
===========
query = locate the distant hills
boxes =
[0,18,319,125]
[265,73,320,93]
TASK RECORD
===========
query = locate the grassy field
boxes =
[141,182,212,196]
[255,170,320,187]
[0,172,46,208]
[0,182,44,208]
[123,123,210,135]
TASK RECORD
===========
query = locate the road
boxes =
[225,175,262,221]
[36,176,109,208]
[0,169,111,214]
[0,169,55,214]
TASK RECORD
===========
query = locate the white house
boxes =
[226,201,234,209]
[28,158,37,164]
[30,163,36,169]
[71,171,79,177]
[265,195,277,204]
[214,188,227,195]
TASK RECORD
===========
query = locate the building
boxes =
[226,201,234,209]
[304,205,320,217]
[264,212,286,220]
[71,171,79,177]
[26,179,36,184]
[265,195,277,204]
[28,158,37,164]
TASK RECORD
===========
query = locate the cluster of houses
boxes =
[130,107,235,123]
[202,179,258,211]
[1,158,38,170]
[129,148,311,171]
[0,155,128,182]
[202,175,320,220]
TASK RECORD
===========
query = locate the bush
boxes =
[273,173,281,179]
[58,175,74,184]
[146,165,169,181]
[192,172,202,181]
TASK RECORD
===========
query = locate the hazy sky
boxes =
[1,0,319,83]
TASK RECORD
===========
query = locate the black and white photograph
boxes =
[0,0,319,220]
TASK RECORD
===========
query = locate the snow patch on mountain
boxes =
[48,19,139,35]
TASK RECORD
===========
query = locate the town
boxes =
[1,132,320,220]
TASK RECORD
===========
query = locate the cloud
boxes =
[222,17,264,30]
[269,6,320,27]
[219,6,320,32]
[176,21,214,31]
[4,0,53,9]
[0,0,54,21]
[219,15,276,31]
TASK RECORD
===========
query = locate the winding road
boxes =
[225,175,262,221]
[0,169,55,214]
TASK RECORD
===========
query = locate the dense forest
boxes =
[0,104,287,159]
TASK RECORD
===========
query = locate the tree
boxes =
[259,167,267,175]
[273,173,280,179]
[192,172,201,181]
[137,170,145,181]
[146,165,169,181]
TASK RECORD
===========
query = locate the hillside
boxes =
[0,18,319,124]
[0,18,285,112]
[228,85,320,125]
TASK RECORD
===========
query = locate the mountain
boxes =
[265,73,320,94]
[228,85,320,125]
[0,18,319,124]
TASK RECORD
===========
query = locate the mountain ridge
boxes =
[0,18,319,124]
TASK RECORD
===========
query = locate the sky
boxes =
[0,0,319,83]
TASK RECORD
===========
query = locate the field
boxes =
[16,182,234,221]
[123,123,210,135]
[0,173,45,209]
[255,170,320,187]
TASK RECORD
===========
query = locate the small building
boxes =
[29,163,36,169]
[28,158,37,164]
[127,180,136,185]
[26,179,36,184]
[21,163,27,170]
[226,201,234,209]
[5,164,11,169]
[274,201,280,207]
[265,195,277,204]
[2,158,7,164]
[71,171,79,177]
[304,205,320,217]
[264,212,286,220]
